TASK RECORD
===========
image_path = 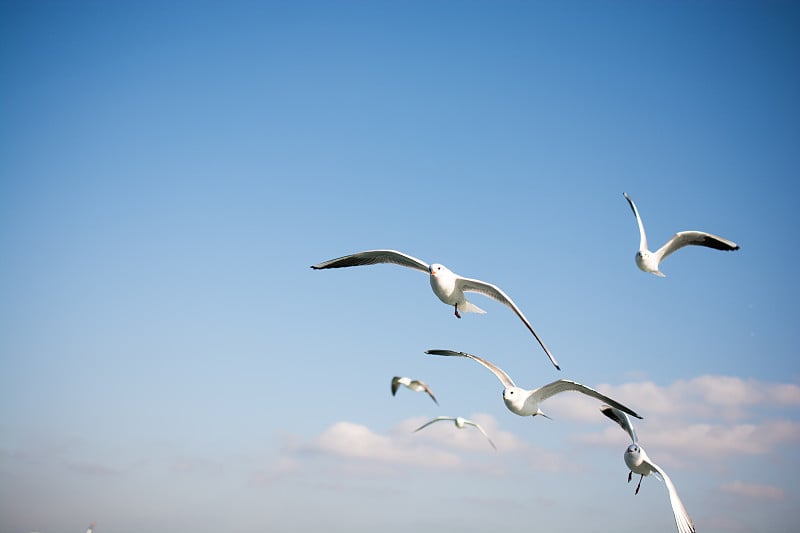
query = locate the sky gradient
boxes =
[1,1,799,532]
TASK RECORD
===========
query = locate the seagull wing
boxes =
[454,277,560,370]
[414,416,454,432]
[645,459,696,533]
[463,420,497,450]
[623,192,648,252]
[425,349,516,388]
[530,380,643,419]
[391,376,402,396]
[416,381,439,405]
[311,249,430,273]
[600,404,638,444]
[655,230,740,264]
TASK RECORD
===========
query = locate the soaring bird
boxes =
[623,192,739,277]
[311,249,560,370]
[414,416,496,450]
[425,349,641,419]
[601,404,696,533]
[391,376,439,405]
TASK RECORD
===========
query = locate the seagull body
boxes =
[425,349,642,420]
[311,249,560,370]
[391,376,439,405]
[601,405,696,533]
[414,415,496,450]
[86,523,96,533]
[623,192,739,277]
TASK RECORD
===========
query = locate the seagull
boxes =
[414,416,497,450]
[600,404,696,533]
[425,349,642,419]
[623,192,739,277]
[392,376,439,405]
[86,523,96,533]
[311,249,560,370]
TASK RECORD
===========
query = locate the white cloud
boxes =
[571,375,800,460]
[719,480,787,501]
[645,420,800,456]
[269,414,572,477]
[310,420,462,468]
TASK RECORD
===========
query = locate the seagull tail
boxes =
[460,300,487,314]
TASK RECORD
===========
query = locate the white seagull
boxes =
[311,249,560,370]
[86,522,96,533]
[414,415,497,450]
[623,192,739,277]
[392,376,439,405]
[600,404,696,533]
[425,349,642,420]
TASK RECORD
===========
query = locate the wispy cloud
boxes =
[563,375,800,460]
[546,375,800,423]
[305,420,463,468]
[719,480,787,501]
[265,414,573,479]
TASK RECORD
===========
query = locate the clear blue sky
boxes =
[1,1,798,532]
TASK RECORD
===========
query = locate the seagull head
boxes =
[429,263,443,276]
[502,387,529,414]
[624,443,645,471]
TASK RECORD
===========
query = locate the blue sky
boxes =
[1,1,799,532]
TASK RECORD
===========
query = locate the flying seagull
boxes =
[600,404,696,533]
[311,249,560,370]
[425,349,642,419]
[86,523,96,533]
[414,416,496,450]
[623,192,739,277]
[392,376,439,405]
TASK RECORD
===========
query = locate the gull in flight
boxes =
[311,249,560,370]
[392,376,439,405]
[86,523,96,533]
[425,349,642,420]
[600,404,696,533]
[623,192,739,277]
[414,416,496,450]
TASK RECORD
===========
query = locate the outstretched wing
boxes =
[415,380,439,405]
[623,192,648,252]
[414,416,453,432]
[600,404,638,444]
[391,376,403,396]
[655,230,740,264]
[531,380,643,419]
[311,250,430,273]
[463,420,497,450]
[425,349,516,388]
[453,277,560,370]
[645,459,696,533]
